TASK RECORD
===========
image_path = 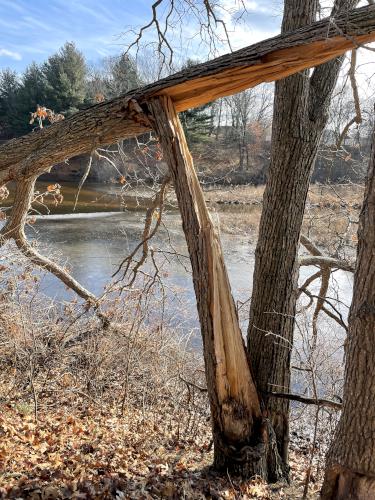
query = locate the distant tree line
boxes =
[0,44,270,155]
[0,42,142,139]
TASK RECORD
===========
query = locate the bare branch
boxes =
[73,152,93,211]
[112,176,170,286]
[312,267,331,347]
[268,391,342,410]
[179,375,207,392]
[0,177,108,324]
[336,49,362,149]
[300,233,323,256]
[299,255,355,272]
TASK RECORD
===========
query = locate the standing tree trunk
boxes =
[321,119,375,499]
[247,0,358,466]
[148,95,286,481]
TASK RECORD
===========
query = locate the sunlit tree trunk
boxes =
[247,0,358,466]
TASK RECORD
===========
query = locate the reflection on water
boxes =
[5,181,162,214]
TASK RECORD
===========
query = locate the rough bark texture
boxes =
[1,6,375,184]
[148,95,286,481]
[321,120,375,499]
[247,0,358,466]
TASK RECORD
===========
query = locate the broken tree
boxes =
[1,5,375,184]
[148,95,285,479]
[1,3,375,481]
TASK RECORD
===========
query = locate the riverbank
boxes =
[0,184,352,498]
[3,181,363,249]
[0,267,320,499]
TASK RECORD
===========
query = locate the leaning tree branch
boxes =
[299,255,355,272]
[336,49,362,149]
[300,233,323,256]
[0,177,105,315]
[312,266,331,347]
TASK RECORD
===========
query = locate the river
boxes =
[20,182,353,354]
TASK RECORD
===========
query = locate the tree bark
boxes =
[148,95,286,481]
[1,5,375,184]
[247,0,358,466]
[321,118,375,499]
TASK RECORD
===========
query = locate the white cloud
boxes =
[0,48,22,60]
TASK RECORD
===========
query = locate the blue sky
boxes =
[0,0,282,73]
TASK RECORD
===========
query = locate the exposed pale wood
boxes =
[149,95,286,480]
[164,34,375,111]
[149,95,260,427]
[1,6,375,184]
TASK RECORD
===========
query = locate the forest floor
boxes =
[0,398,320,499]
[0,285,325,500]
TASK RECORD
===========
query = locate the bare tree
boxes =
[122,0,247,71]
[225,85,273,170]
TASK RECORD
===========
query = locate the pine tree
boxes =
[179,59,212,144]
[0,69,22,138]
[108,53,141,96]
[43,42,87,115]
[17,63,48,135]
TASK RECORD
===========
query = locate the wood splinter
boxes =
[148,95,285,479]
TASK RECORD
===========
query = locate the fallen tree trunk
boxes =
[1,5,375,183]
[148,95,286,480]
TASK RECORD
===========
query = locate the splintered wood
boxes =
[149,95,261,441]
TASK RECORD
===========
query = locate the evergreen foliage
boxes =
[0,69,22,138]
[179,59,213,144]
[43,42,87,115]
[0,43,141,139]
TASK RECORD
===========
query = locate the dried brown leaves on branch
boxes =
[29,105,65,130]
